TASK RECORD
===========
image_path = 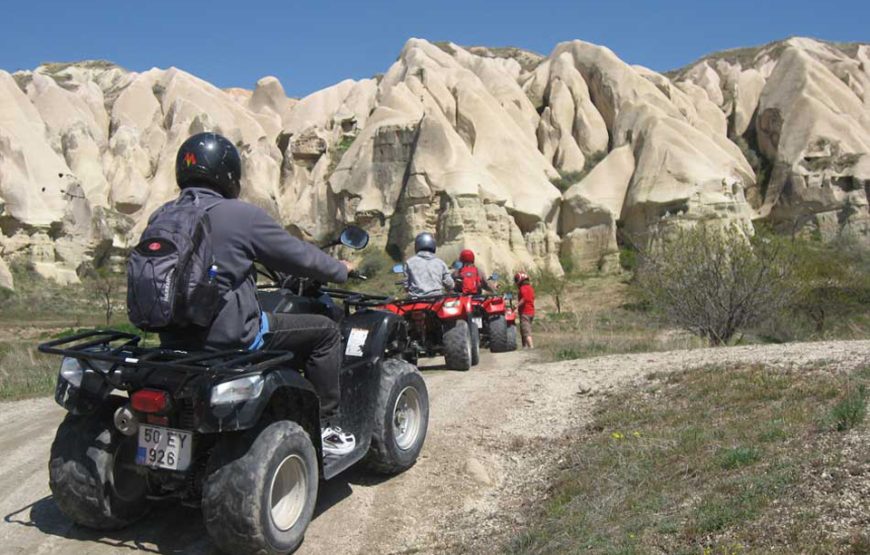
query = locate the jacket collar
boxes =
[180,185,225,200]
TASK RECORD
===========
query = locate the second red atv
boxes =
[470,293,518,353]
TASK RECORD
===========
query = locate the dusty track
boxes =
[1,340,868,554]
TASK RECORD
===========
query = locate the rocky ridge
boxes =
[0,37,867,289]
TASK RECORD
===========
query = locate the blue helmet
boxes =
[414,232,437,253]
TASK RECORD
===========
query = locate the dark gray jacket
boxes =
[160,186,347,350]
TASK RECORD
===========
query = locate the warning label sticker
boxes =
[345,328,369,357]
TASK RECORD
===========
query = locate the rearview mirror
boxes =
[339,226,369,250]
[490,272,500,281]
[392,264,405,274]
[452,261,462,270]
[504,292,513,300]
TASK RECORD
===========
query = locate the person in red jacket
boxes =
[453,249,494,295]
[514,271,535,348]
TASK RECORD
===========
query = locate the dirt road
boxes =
[1,340,868,554]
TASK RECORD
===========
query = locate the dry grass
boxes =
[532,274,705,361]
[0,267,130,400]
[506,361,870,554]
[0,342,57,401]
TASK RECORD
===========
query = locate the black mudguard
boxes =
[335,309,408,456]
[194,369,319,435]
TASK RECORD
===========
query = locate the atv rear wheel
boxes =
[470,318,480,366]
[49,399,150,530]
[488,315,511,353]
[203,421,318,555]
[365,358,429,474]
[506,324,518,351]
[443,319,472,370]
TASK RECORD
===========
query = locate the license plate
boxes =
[136,425,193,471]
[473,317,483,328]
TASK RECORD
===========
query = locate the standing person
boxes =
[514,272,535,348]
[132,132,356,455]
[404,232,454,297]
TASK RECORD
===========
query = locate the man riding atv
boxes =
[139,132,355,455]
[452,249,496,295]
[402,232,454,297]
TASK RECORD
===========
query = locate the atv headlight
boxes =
[59,357,84,388]
[443,299,460,308]
[211,375,265,406]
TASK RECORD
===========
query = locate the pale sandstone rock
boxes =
[1,38,867,284]
[528,52,609,173]
[754,45,870,237]
[332,39,562,271]
[543,41,755,246]
[560,146,635,272]
[0,71,70,226]
[675,38,870,240]
[0,256,12,290]
[732,69,766,136]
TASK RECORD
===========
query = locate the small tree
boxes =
[635,225,793,346]
[534,268,570,314]
[87,268,120,327]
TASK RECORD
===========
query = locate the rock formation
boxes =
[671,37,870,240]
[0,37,866,289]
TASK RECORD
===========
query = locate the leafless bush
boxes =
[635,225,794,346]
[85,268,123,327]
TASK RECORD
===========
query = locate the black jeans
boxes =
[264,313,342,425]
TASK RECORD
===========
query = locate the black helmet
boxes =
[414,232,437,253]
[176,132,242,199]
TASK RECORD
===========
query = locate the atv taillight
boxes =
[131,389,170,414]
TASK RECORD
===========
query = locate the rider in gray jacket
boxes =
[404,232,454,297]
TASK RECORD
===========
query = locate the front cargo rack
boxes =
[38,330,294,374]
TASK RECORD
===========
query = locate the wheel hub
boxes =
[392,386,422,451]
[269,454,308,531]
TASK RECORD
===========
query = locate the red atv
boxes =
[383,263,480,370]
[380,293,480,371]
[470,293,518,353]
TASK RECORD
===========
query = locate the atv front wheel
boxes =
[365,358,429,474]
[443,319,472,370]
[203,421,319,555]
[49,399,150,530]
[470,318,480,366]
[488,315,511,353]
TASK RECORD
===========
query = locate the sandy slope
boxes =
[0,340,868,554]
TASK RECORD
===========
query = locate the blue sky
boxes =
[1,0,867,98]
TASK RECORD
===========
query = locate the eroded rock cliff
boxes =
[0,37,866,289]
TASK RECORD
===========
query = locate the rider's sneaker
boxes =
[321,426,356,456]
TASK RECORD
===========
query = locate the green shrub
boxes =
[548,151,607,192]
[619,247,638,272]
[828,385,867,432]
[336,134,355,154]
[358,249,394,278]
[717,446,761,469]
[634,225,794,346]
[549,171,583,192]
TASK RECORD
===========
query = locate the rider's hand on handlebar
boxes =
[341,260,357,272]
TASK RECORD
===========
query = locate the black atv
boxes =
[38,227,429,555]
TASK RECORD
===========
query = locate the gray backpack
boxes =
[126,191,222,332]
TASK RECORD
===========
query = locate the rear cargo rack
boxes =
[38,330,294,374]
